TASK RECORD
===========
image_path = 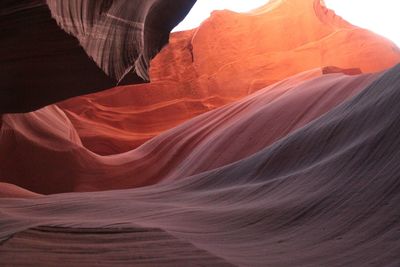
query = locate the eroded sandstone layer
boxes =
[1,64,400,266]
[0,0,196,113]
[1,0,400,266]
[60,0,400,155]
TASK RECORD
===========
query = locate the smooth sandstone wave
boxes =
[1,0,400,265]
[0,69,380,194]
[1,63,400,266]
[59,0,400,155]
[0,182,41,198]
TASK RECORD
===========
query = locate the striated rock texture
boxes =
[1,227,234,266]
[1,64,400,266]
[0,69,380,193]
[1,0,400,266]
[59,0,400,155]
[0,0,196,113]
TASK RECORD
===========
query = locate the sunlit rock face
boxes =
[1,1,400,266]
[59,0,400,155]
[0,69,379,193]
[0,0,196,113]
[2,65,400,267]
[1,0,399,190]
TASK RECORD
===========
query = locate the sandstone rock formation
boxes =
[60,0,400,155]
[2,64,400,266]
[0,0,196,113]
[0,69,380,193]
[1,0,400,266]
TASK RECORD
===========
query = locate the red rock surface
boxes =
[0,182,41,198]
[0,69,379,193]
[1,65,400,266]
[1,0,400,266]
[60,0,400,155]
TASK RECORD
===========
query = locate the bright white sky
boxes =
[174,0,400,47]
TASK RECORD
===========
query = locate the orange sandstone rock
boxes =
[60,0,400,155]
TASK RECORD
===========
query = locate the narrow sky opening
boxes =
[173,0,400,48]
[173,0,269,32]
